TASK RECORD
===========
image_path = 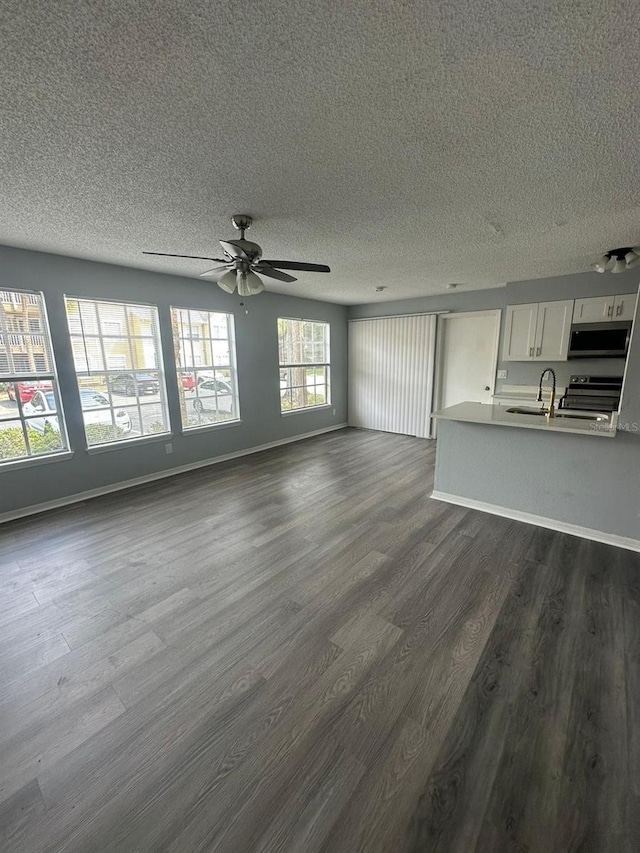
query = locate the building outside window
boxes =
[171,307,240,430]
[65,297,170,446]
[0,289,69,462]
[277,317,330,412]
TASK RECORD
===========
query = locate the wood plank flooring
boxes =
[0,427,638,852]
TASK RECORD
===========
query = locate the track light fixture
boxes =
[591,246,640,274]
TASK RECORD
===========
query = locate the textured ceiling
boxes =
[1,1,640,305]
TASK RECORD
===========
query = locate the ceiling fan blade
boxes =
[143,251,227,262]
[199,265,232,279]
[219,240,250,260]
[217,270,238,294]
[260,260,330,273]
[253,263,297,283]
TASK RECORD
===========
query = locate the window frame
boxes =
[170,306,241,433]
[277,317,331,414]
[0,288,71,465]
[64,295,172,449]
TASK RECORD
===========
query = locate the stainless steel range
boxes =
[559,375,623,413]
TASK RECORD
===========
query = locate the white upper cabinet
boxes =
[613,292,637,321]
[533,300,573,360]
[573,292,637,323]
[573,295,613,323]
[502,303,538,361]
[503,300,572,361]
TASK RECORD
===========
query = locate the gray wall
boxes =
[433,419,640,543]
[349,270,639,392]
[0,245,348,517]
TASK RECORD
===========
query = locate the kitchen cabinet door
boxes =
[573,295,614,323]
[533,300,573,360]
[502,303,537,361]
[613,292,637,321]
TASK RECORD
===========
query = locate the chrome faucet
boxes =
[537,368,557,419]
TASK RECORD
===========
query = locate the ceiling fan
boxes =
[143,214,330,296]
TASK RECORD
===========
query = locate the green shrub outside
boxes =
[281,393,325,411]
[0,421,128,459]
[0,425,63,460]
[85,423,126,445]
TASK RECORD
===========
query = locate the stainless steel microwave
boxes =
[567,321,632,359]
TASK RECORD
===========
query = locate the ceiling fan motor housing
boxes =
[225,239,263,261]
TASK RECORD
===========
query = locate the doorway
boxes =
[433,310,501,435]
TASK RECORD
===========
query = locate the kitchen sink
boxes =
[506,407,608,422]
[555,412,609,422]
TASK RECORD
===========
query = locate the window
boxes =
[65,297,170,446]
[0,289,69,463]
[171,307,240,430]
[277,318,330,412]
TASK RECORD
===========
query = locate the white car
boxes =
[185,378,234,414]
[23,389,132,434]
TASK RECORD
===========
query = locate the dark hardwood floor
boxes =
[0,427,638,852]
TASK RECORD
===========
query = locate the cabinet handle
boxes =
[607,304,613,317]
[536,346,541,356]
[529,346,534,357]
[616,303,623,316]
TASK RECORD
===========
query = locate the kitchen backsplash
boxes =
[493,357,627,395]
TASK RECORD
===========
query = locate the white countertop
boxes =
[433,402,617,438]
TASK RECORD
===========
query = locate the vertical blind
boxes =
[348,314,437,438]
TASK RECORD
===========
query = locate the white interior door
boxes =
[436,311,501,411]
[348,314,436,438]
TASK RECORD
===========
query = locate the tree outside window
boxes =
[278,318,330,412]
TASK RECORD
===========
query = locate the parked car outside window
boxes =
[7,381,53,403]
[185,379,234,414]
[23,390,132,435]
[179,372,196,390]
[108,372,159,396]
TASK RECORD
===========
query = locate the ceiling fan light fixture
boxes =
[237,270,265,297]
[611,257,627,274]
[217,269,238,293]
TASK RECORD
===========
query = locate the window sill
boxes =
[86,432,173,455]
[281,404,333,417]
[0,450,74,472]
[181,419,242,436]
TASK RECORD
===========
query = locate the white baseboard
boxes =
[0,424,349,526]
[431,490,640,554]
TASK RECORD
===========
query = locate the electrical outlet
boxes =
[497,369,508,379]
[165,442,173,454]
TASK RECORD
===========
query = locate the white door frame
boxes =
[431,309,502,438]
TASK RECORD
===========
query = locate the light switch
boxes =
[497,369,508,379]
